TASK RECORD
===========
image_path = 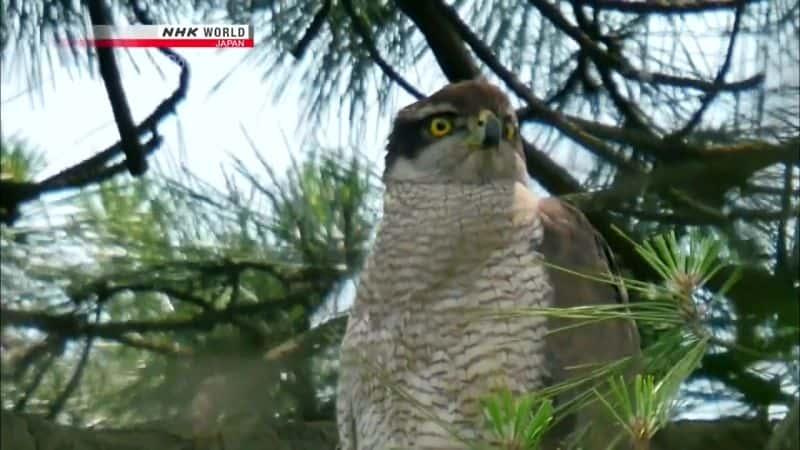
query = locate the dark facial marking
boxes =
[384,79,513,174]
[385,116,427,171]
[385,112,458,172]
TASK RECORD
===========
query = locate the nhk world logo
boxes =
[80,25,254,48]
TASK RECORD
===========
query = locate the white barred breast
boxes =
[337,181,553,450]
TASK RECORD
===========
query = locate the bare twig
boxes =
[545,52,586,106]
[10,336,66,382]
[46,334,94,420]
[13,354,57,412]
[672,0,747,139]
[569,4,653,132]
[529,0,763,94]
[87,0,145,176]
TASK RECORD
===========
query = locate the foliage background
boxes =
[1,0,798,448]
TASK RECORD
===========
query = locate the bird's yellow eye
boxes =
[429,117,453,137]
[504,122,516,140]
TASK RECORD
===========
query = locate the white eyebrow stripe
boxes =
[399,102,458,120]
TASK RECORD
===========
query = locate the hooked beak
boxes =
[471,109,502,149]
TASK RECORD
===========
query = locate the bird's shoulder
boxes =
[535,196,625,302]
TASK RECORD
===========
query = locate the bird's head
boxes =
[384,79,527,184]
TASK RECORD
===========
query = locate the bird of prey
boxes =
[337,79,640,450]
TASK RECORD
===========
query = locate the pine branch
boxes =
[569,3,653,132]
[46,335,94,420]
[528,0,763,94]
[290,0,331,58]
[87,0,146,176]
[394,0,480,81]
[13,354,57,412]
[0,39,188,225]
[341,0,424,99]
[671,0,747,139]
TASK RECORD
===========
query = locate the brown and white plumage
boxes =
[337,80,639,450]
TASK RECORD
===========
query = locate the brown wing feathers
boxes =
[537,197,641,448]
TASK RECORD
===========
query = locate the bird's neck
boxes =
[381,181,540,234]
[354,181,543,309]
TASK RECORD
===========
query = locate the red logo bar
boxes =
[77,38,254,48]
